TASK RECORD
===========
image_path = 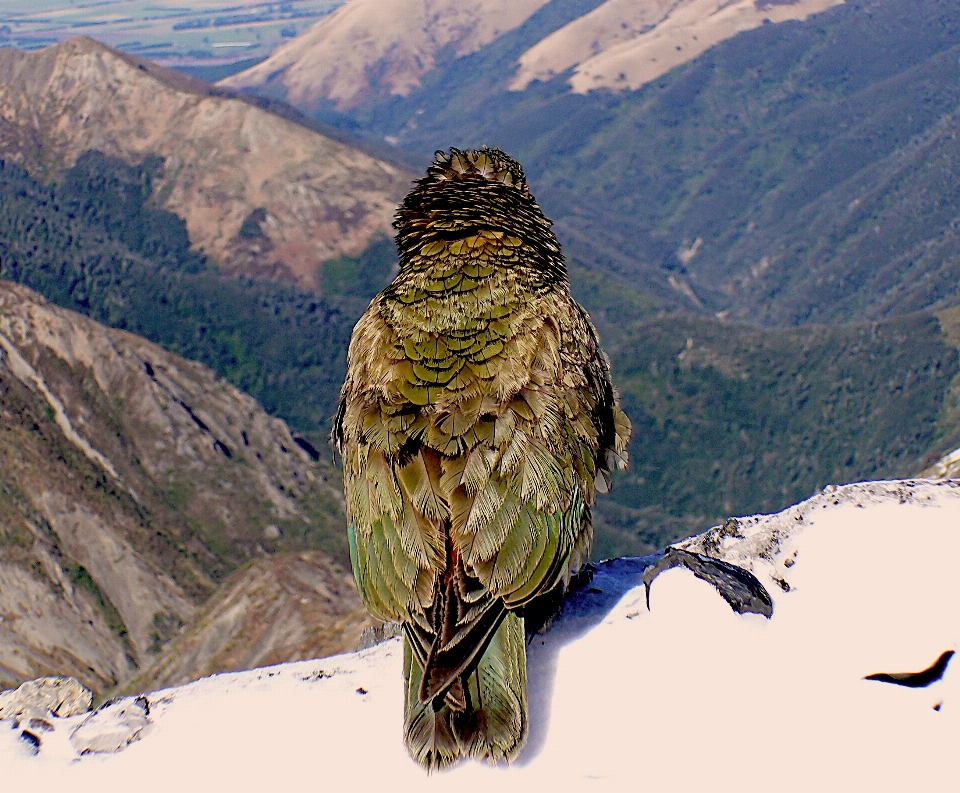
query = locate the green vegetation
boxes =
[0,522,31,548]
[69,561,130,642]
[591,310,960,557]
[150,611,184,654]
[1,147,959,557]
[284,0,960,551]
[317,237,396,300]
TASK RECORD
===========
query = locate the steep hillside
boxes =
[2,143,959,564]
[221,0,553,110]
[0,36,412,289]
[129,551,370,693]
[0,154,394,441]
[0,280,356,694]
[223,0,841,110]
[513,0,843,92]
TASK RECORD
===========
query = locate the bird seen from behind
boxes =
[333,147,631,770]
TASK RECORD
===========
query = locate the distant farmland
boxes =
[0,0,342,67]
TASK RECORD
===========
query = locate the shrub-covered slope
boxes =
[593,309,960,556]
[3,152,959,559]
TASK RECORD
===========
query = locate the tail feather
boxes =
[403,637,461,770]
[453,610,527,763]
[403,611,528,770]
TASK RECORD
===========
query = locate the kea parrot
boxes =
[333,147,631,769]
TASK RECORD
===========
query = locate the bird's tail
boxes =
[403,610,528,770]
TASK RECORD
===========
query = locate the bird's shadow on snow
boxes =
[517,553,661,765]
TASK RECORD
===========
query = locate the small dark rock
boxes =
[19,729,40,752]
[28,717,53,732]
[864,650,955,688]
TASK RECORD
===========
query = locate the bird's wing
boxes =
[335,305,447,628]
[335,290,630,702]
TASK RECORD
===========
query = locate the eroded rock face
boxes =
[0,282,351,693]
[133,551,370,693]
[0,37,413,289]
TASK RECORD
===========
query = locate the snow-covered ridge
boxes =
[5,479,958,791]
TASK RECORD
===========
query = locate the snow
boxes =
[4,479,958,791]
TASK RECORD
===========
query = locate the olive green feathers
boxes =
[333,147,631,770]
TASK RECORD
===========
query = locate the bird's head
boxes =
[392,147,566,285]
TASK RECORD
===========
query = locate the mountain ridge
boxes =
[0,36,413,290]
[292,0,960,328]
[514,0,844,93]
[222,0,844,110]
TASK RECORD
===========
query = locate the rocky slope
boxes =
[0,36,412,289]
[0,280,362,695]
[128,551,370,694]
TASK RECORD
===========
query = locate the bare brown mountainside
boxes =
[0,280,365,695]
[221,0,553,110]
[221,0,840,110]
[0,36,413,290]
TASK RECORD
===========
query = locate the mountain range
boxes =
[222,0,842,108]
[2,0,960,695]
[1,28,959,555]
[220,0,960,552]
[224,0,960,326]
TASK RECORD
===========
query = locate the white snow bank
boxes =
[4,480,958,792]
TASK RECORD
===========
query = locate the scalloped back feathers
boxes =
[334,147,631,769]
